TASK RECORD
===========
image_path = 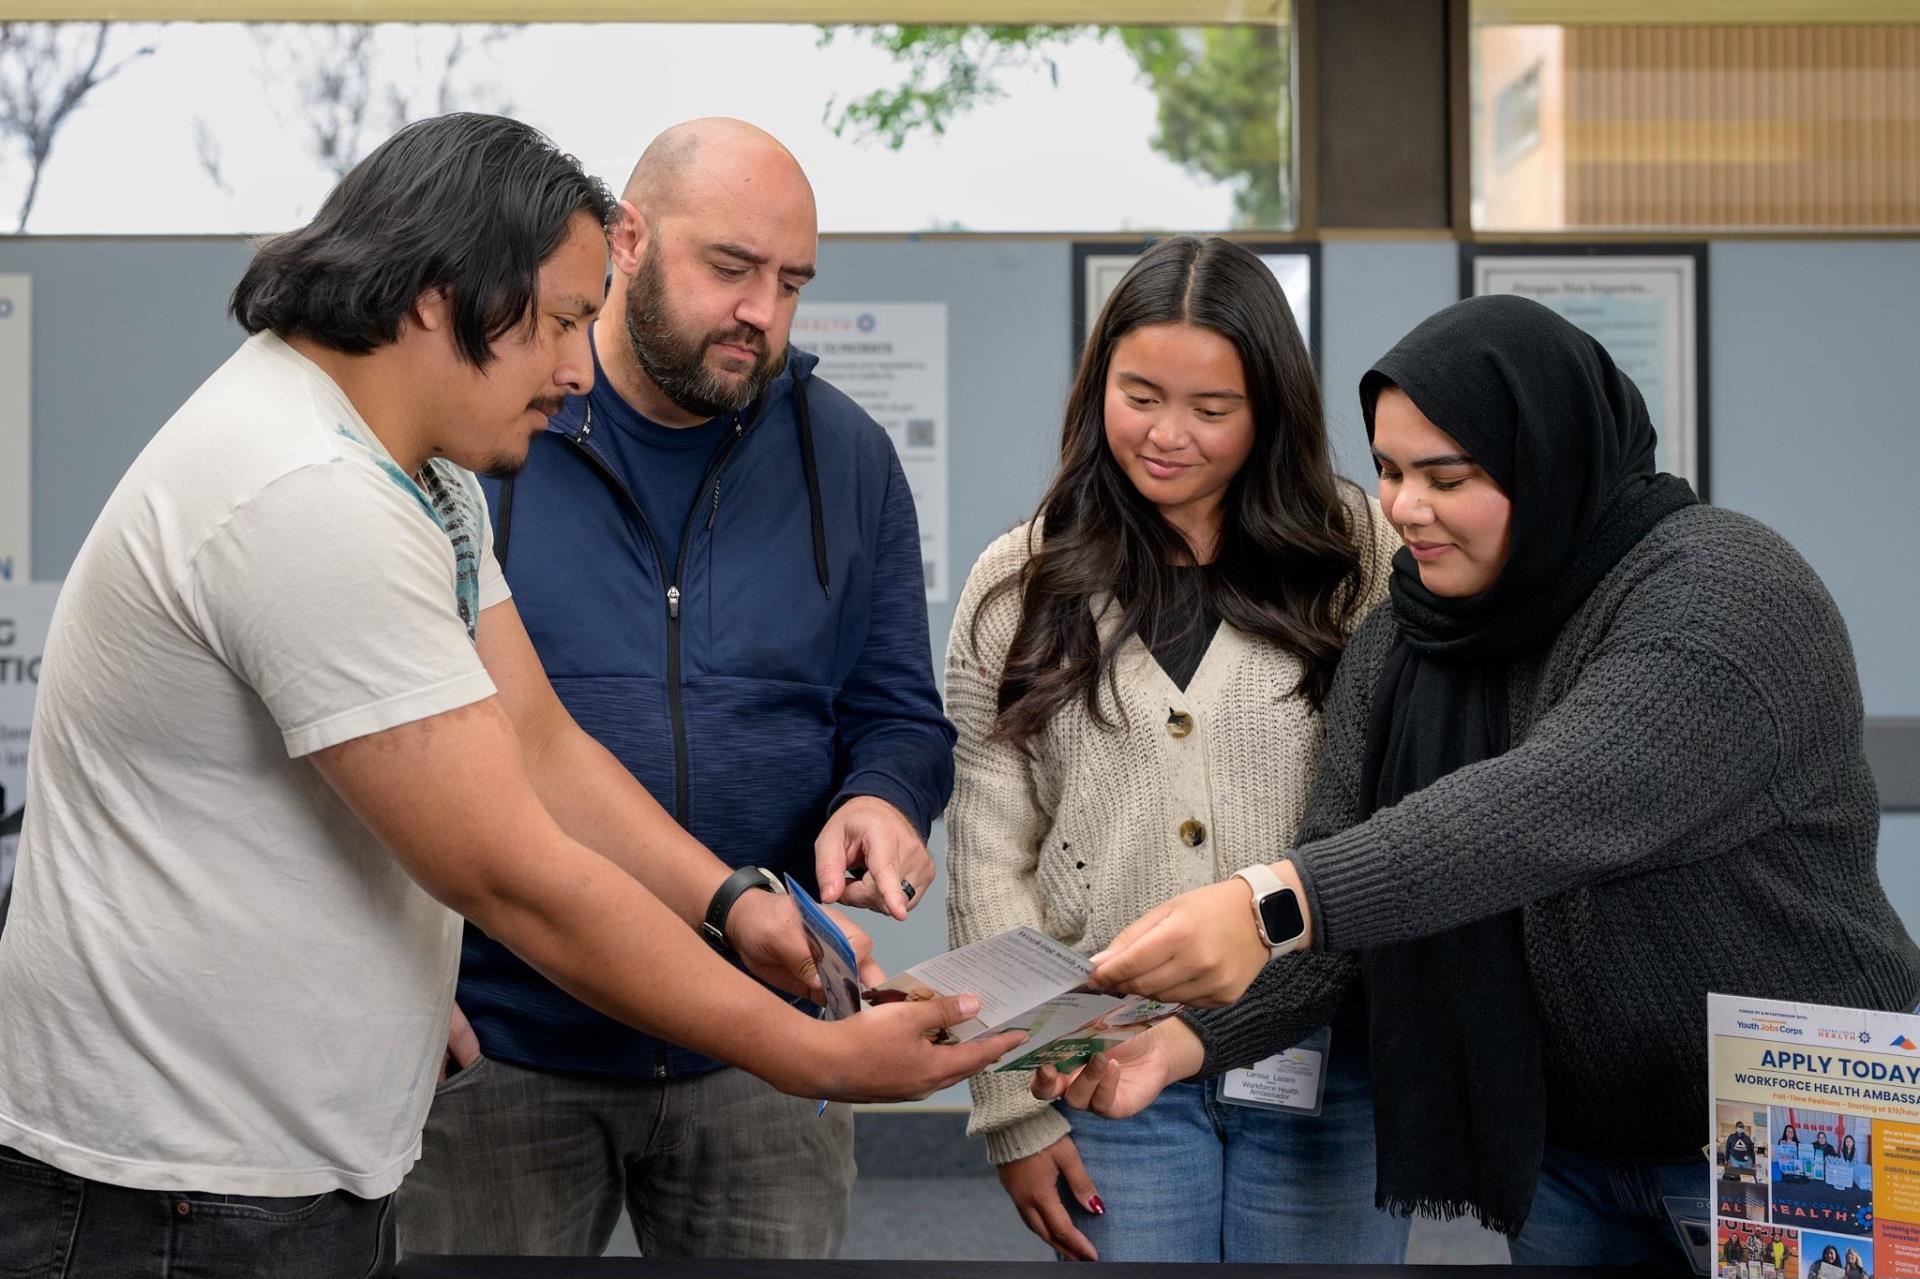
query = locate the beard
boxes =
[481,453,529,481]
[624,241,783,420]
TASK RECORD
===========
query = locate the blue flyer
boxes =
[783,873,862,1022]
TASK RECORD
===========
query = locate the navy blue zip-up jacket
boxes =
[460,346,956,1078]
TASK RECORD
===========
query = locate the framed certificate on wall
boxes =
[1462,244,1708,498]
[1073,241,1320,369]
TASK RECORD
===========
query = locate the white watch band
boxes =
[1232,863,1297,958]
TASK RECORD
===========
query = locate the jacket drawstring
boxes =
[794,381,831,601]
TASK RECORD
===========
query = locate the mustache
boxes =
[528,395,566,417]
[710,325,768,356]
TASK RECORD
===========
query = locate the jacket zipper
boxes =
[567,402,759,1075]
[662,418,747,820]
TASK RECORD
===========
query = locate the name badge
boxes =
[1216,1027,1330,1116]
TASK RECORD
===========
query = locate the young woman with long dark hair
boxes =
[943,236,1400,1262]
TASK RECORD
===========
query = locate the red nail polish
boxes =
[1089,1196,1106,1216]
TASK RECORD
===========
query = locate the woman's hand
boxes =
[1088,869,1305,1006]
[995,1136,1103,1262]
[1031,1019,1205,1120]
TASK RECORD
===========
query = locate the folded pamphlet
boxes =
[872,926,1180,1073]
[784,873,862,1021]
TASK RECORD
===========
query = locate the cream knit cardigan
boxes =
[944,489,1396,1165]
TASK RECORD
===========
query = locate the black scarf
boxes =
[1353,294,1698,1236]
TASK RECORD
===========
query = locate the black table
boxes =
[397,1262,1690,1278]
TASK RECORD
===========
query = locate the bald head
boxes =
[624,117,815,225]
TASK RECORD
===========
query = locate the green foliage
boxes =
[1121,26,1291,229]
[817,25,1079,149]
[820,23,1290,228]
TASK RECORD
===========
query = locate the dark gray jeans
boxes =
[0,1143,394,1278]
[398,1055,855,1258]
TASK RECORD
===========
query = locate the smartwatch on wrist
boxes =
[700,866,784,956]
[1231,863,1308,958]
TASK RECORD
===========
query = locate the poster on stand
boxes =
[1709,992,1920,1279]
[0,275,29,584]
[791,303,950,603]
[1463,245,1706,496]
[0,583,58,918]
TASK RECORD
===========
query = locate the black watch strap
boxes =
[700,866,783,955]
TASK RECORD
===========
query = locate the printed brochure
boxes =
[1709,992,1920,1279]
[871,925,1180,1073]
[784,873,862,1021]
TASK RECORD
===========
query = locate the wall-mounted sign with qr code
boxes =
[791,303,950,604]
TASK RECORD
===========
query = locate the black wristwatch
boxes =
[700,866,784,956]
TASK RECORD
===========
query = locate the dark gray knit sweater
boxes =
[1189,504,1920,1160]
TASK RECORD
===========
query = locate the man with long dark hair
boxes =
[0,113,1013,1276]
[400,116,956,1262]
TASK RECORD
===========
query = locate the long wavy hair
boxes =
[986,236,1369,747]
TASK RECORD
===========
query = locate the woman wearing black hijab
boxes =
[1032,294,1920,1263]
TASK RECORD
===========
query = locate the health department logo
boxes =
[856,312,877,333]
[1893,1035,1917,1051]
[1818,1028,1873,1044]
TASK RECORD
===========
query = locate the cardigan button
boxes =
[1166,710,1194,738]
[1178,819,1207,848]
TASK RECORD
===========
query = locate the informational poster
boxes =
[0,583,58,915]
[791,303,949,603]
[1466,247,1705,494]
[1074,242,1318,358]
[0,275,29,584]
[1709,992,1920,1279]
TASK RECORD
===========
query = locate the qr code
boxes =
[906,418,936,449]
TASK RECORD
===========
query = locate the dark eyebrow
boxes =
[1115,371,1243,400]
[709,241,817,282]
[1371,447,1476,468]
[556,294,602,319]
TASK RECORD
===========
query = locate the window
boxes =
[0,19,1296,234]
[1472,16,1920,231]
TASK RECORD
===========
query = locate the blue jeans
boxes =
[1062,1055,1409,1262]
[1508,1145,1707,1267]
[0,1144,394,1278]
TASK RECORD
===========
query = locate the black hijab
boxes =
[1353,294,1697,1235]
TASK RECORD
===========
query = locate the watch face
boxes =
[1258,887,1306,948]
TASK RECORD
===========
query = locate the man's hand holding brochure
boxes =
[787,876,1182,1083]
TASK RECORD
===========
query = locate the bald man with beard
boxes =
[398,119,956,1259]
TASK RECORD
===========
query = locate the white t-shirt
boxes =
[0,333,509,1197]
